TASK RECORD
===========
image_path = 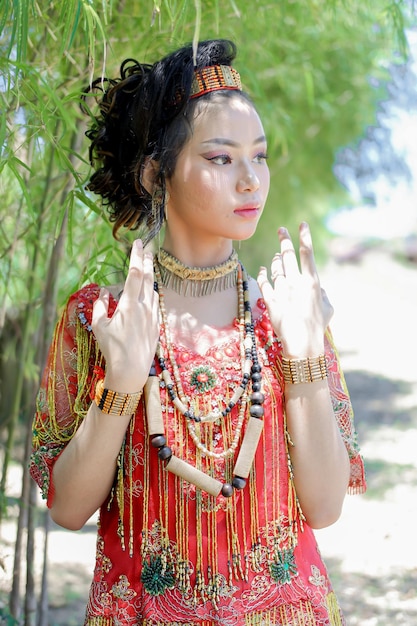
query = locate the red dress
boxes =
[30,284,366,626]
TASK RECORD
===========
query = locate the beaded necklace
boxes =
[144,260,265,498]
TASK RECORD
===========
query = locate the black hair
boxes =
[83,39,248,243]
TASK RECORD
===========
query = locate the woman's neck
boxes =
[161,232,234,268]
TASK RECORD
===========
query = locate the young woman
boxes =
[30,39,366,626]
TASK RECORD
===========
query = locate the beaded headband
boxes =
[190,65,242,99]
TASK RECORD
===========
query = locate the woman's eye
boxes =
[254,152,269,164]
[207,154,232,165]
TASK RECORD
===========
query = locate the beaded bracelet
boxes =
[281,354,328,385]
[94,379,143,416]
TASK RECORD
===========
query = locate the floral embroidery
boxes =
[30,444,63,500]
[141,555,176,596]
[94,536,112,578]
[269,548,298,585]
[190,365,217,392]
[112,575,137,601]
[77,300,93,332]
[309,564,327,588]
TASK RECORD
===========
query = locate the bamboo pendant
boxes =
[144,376,165,435]
[166,455,223,497]
[233,417,264,478]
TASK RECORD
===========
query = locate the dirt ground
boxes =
[315,241,417,625]
[1,240,417,625]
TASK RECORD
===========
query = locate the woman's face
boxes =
[165,94,270,249]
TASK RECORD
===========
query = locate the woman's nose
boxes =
[237,164,260,192]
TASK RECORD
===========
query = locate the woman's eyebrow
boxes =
[201,135,267,147]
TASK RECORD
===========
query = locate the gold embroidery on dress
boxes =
[86,596,343,625]
[137,336,304,609]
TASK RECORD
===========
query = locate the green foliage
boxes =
[0,605,20,625]
[0,0,412,416]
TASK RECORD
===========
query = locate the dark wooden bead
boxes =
[251,372,262,382]
[250,391,265,405]
[232,476,246,490]
[221,483,234,498]
[252,382,262,392]
[151,435,166,448]
[158,446,172,461]
[250,404,264,418]
[251,364,261,373]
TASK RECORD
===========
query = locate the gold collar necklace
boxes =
[156,248,239,296]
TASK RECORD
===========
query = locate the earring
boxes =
[152,187,170,221]
[164,190,170,222]
[152,186,164,225]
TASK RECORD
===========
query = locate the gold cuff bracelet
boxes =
[94,379,143,416]
[282,354,328,385]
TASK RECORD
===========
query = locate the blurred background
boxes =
[1,2,416,624]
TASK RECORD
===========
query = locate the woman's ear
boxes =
[141,158,160,195]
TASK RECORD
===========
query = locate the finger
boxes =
[298,222,318,277]
[92,288,110,331]
[321,287,334,327]
[140,250,156,306]
[257,266,275,301]
[123,239,145,301]
[278,227,299,275]
[271,253,285,282]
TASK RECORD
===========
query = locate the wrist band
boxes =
[282,354,328,385]
[94,379,143,416]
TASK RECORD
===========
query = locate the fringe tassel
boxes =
[75,319,98,419]
[326,591,344,626]
[244,601,317,625]
[347,456,367,495]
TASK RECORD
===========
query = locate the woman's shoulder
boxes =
[65,283,123,331]
[69,282,124,301]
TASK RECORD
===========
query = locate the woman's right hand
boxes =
[91,239,160,393]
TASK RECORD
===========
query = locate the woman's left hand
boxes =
[257,222,333,358]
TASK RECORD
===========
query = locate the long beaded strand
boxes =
[157,263,249,460]
[147,262,265,498]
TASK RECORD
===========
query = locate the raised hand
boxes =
[92,239,160,392]
[257,222,333,358]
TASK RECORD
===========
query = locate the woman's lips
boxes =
[234,206,260,218]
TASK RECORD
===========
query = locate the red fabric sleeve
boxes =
[324,328,366,494]
[29,284,104,507]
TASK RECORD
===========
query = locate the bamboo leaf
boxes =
[0,0,11,36]
[12,0,31,62]
[192,0,201,64]
[58,0,83,54]
[6,157,33,213]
